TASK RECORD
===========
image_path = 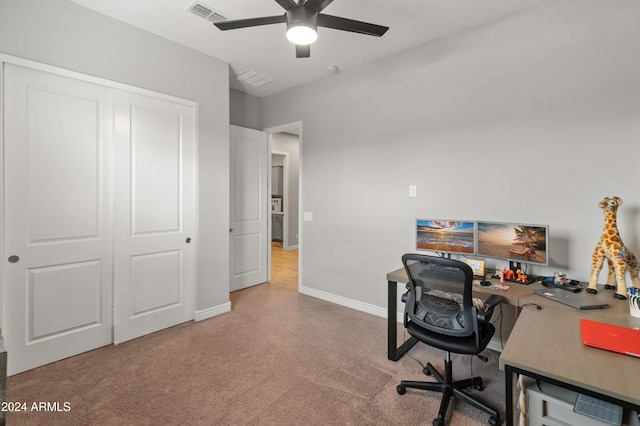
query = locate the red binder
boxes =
[580,318,640,358]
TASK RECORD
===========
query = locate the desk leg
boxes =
[505,365,515,426]
[387,279,418,361]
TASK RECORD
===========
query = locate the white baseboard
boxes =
[194,302,231,321]
[487,340,504,353]
[297,285,505,354]
[299,284,388,319]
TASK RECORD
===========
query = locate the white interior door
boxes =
[230,125,268,291]
[113,90,196,344]
[2,64,114,375]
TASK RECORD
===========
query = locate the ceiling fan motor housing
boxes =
[286,6,318,45]
[286,6,317,30]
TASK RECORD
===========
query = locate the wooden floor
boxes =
[270,241,298,291]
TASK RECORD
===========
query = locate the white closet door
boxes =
[113,90,195,344]
[2,64,114,375]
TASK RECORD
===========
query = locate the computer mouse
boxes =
[480,280,491,286]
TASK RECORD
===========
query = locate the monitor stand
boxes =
[509,261,522,273]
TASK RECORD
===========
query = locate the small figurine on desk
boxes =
[503,268,515,281]
[554,272,567,286]
[516,269,528,283]
[587,196,640,300]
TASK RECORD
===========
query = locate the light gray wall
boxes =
[0,0,232,311]
[230,89,262,130]
[272,133,300,248]
[259,0,640,309]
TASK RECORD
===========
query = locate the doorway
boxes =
[266,124,301,292]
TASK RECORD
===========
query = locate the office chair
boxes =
[396,253,502,426]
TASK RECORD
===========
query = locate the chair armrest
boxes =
[401,287,410,327]
[484,294,502,310]
[478,294,503,322]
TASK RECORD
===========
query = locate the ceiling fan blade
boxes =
[275,0,298,11]
[304,0,335,12]
[214,15,286,31]
[317,14,389,37]
[296,44,311,58]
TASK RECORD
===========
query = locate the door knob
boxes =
[8,255,20,263]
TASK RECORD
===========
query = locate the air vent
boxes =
[235,69,276,88]
[186,2,226,23]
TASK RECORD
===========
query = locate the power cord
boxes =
[519,303,542,315]
[402,328,426,370]
[515,293,542,319]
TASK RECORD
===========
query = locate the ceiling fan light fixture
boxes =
[286,23,317,45]
[215,0,389,58]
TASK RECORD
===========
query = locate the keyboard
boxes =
[419,266,464,283]
[573,393,623,425]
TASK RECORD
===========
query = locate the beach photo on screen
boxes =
[416,220,475,254]
[477,222,548,265]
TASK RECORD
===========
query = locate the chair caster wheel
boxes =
[489,415,499,426]
[432,418,444,426]
[396,385,406,395]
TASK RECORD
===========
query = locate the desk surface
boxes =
[500,305,640,406]
[387,267,629,313]
[387,267,541,304]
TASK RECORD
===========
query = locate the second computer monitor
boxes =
[476,221,549,266]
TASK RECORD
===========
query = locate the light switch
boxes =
[303,212,313,221]
[409,185,417,197]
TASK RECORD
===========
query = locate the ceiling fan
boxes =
[214,0,389,58]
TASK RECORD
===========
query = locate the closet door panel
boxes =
[113,90,195,344]
[2,63,113,375]
[130,106,181,234]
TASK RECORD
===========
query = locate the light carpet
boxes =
[7,283,505,425]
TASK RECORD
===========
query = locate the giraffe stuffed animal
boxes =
[586,196,640,299]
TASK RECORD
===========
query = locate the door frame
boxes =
[271,151,289,249]
[0,53,199,344]
[264,122,302,290]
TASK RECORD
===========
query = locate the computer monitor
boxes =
[415,219,476,256]
[476,221,549,268]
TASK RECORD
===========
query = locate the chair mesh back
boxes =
[416,293,464,331]
[402,254,474,337]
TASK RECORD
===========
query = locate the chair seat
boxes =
[407,321,495,355]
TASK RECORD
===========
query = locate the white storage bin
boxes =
[520,376,639,426]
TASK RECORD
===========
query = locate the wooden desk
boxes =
[387,266,640,426]
[500,305,640,426]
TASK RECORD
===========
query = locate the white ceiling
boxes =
[68,0,548,97]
